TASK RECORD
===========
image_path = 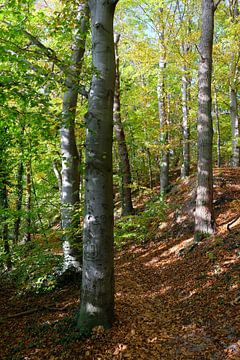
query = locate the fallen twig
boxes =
[0,304,69,323]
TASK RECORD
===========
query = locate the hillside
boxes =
[0,168,239,360]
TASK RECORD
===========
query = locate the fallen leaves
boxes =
[0,168,240,359]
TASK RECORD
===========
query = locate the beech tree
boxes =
[77,0,119,334]
[229,0,239,167]
[194,0,219,240]
[113,33,134,216]
[60,1,89,272]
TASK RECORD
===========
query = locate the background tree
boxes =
[113,33,134,216]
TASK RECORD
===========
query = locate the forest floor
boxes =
[0,167,240,360]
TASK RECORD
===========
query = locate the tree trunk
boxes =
[230,87,239,167]
[157,10,169,195]
[60,2,89,272]
[194,0,215,240]
[24,161,31,243]
[14,160,24,243]
[146,147,153,189]
[214,86,221,167]
[181,45,190,178]
[77,0,118,334]
[113,33,134,216]
[53,160,62,193]
[0,181,11,270]
[230,0,239,167]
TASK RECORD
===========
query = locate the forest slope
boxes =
[0,168,239,360]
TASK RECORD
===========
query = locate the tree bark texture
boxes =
[229,0,239,167]
[230,88,239,167]
[77,0,118,335]
[181,44,190,178]
[157,11,169,195]
[60,2,89,271]
[214,87,221,167]
[113,33,134,216]
[194,0,215,240]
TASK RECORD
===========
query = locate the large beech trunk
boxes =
[113,33,134,216]
[194,0,215,240]
[77,0,118,334]
[60,2,89,272]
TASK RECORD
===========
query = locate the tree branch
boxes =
[214,0,222,11]
[22,29,67,72]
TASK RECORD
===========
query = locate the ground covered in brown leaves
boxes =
[0,168,239,359]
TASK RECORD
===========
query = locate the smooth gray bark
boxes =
[230,88,239,167]
[157,11,169,195]
[181,45,190,178]
[113,33,134,216]
[194,0,215,240]
[60,2,89,272]
[77,0,118,334]
[229,0,239,167]
[214,86,221,167]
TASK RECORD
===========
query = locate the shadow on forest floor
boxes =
[0,167,239,359]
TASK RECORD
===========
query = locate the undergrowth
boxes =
[115,194,168,248]
[7,241,62,294]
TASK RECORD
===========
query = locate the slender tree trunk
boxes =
[24,161,31,242]
[0,181,11,270]
[53,160,62,193]
[230,0,239,167]
[181,45,190,177]
[214,86,221,167]
[14,124,25,243]
[113,33,134,216]
[157,10,169,195]
[60,2,89,271]
[14,160,24,243]
[128,125,139,187]
[230,88,239,167]
[77,0,118,334]
[194,0,215,240]
[146,147,153,189]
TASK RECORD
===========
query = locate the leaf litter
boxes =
[0,168,239,359]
